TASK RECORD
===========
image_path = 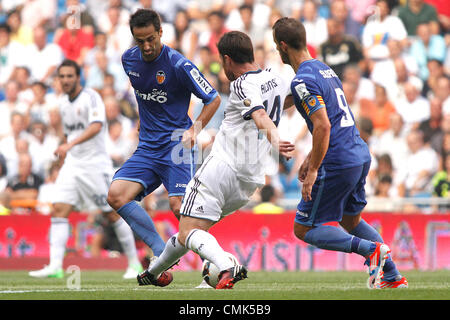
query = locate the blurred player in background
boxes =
[272,17,408,289]
[29,59,142,279]
[106,9,221,281]
[136,31,295,289]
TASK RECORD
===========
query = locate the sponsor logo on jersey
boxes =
[175,183,187,188]
[296,210,309,218]
[156,70,166,84]
[65,122,85,132]
[135,89,168,103]
[190,68,213,94]
[128,70,140,77]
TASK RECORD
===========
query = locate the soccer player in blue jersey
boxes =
[272,17,408,289]
[107,9,221,263]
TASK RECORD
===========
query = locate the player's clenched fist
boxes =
[181,127,197,149]
[279,141,295,160]
[54,143,71,161]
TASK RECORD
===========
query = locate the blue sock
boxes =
[349,219,400,280]
[304,225,375,257]
[117,201,165,256]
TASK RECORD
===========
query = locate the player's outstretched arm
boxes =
[251,108,295,158]
[182,95,221,148]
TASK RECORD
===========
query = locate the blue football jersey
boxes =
[122,45,218,154]
[290,59,370,169]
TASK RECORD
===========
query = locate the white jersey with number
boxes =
[210,68,290,184]
[54,88,114,212]
[59,88,111,166]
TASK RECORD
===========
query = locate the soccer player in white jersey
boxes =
[29,60,143,279]
[137,31,295,289]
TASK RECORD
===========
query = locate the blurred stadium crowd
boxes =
[0,0,449,216]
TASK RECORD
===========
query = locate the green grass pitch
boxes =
[0,270,448,300]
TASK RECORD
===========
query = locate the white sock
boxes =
[112,218,140,266]
[149,233,188,276]
[185,229,234,271]
[49,217,69,270]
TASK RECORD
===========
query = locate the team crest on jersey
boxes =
[243,98,251,107]
[156,70,166,84]
[306,96,317,107]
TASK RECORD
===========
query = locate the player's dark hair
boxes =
[129,9,161,34]
[217,31,254,64]
[260,184,275,202]
[272,17,307,50]
[57,59,81,76]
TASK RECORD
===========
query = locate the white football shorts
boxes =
[52,161,114,212]
[180,155,261,222]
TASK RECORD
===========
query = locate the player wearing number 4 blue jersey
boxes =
[107,9,221,265]
[273,17,408,289]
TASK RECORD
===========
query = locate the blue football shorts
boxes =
[295,161,371,227]
[112,145,195,200]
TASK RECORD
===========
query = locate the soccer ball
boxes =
[201,252,239,288]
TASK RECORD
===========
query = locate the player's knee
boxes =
[339,214,361,232]
[106,187,125,210]
[293,223,310,241]
[51,203,72,218]
[177,229,189,247]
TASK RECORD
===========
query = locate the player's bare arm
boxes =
[182,95,221,148]
[283,94,295,109]
[301,108,330,201]
[298,151,312,182]
[54,122,102,159]
[251,108,295,159]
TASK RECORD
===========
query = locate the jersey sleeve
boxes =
[86,90,106,124]
[232,77,265,120]
[291,76,326,118]
[121,49,131,77]
[176,60,218,105]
